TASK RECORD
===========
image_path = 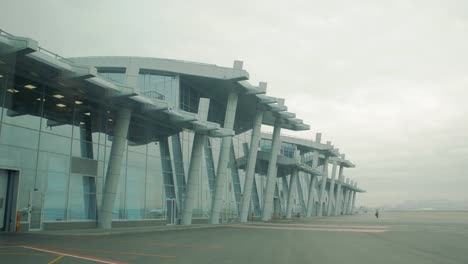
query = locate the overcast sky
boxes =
[2,0,467,207]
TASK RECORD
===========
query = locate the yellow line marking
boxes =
[48,255,65,264]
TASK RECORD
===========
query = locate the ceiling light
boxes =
[75,100,83,105]
[79,122,85,125]
[7,89,19,93]
[84,112,91,116]
[108,119,113,122]
[24,84,36,89]
[53,94,64,99]
[0,74,3,78]
[36,97,45,102]
[56,103,66,108]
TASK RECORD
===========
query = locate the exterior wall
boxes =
[0,57,252,230]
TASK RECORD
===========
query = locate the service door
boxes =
[0,170,8,229]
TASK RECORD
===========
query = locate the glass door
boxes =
[166,199,176,225]
[29,191,44,231]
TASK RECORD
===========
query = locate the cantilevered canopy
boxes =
[0,31,239,144]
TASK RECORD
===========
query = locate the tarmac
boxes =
[0,211,467,264]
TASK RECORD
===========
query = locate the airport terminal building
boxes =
[0,30,363,232]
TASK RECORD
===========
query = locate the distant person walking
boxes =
[375,209,380,219]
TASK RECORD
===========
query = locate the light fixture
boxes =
[74,100,83,105]
[0,74,3,78]
[108,118,113,122]
[36,97,45,102]
[7,89,19,93]
[24,84,37,89]
[79,122,85,125]
[56,103,66,108]
[53,94,64,99]
[84,112,91,116]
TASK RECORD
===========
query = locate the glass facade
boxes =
[259,139,297,158]
[138,70,178,106]
[0,59,254,227]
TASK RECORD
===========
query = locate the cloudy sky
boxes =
[2,0,467,207]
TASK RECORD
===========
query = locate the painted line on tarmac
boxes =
[0,252,52,256]
[230,225,389,233]
[64,247,176,259]
[48,255,65,264]
[249,223,391,229]
[22,245,128,264]
[108,239,222,249]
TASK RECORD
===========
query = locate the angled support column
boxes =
[318,143,331,217]
[286,170,298,219]
[350,182,358,214]
[210,92,239,224]
[306,133,321,217]
[345,180,354,215]
[181,98,210,225]
[342,178,350,215]
[99,107,132,229]
[334,155,345,216]
[326,161,338,216]
[261,119,282,221]
[239,109,264,222]
[296,173,307,215]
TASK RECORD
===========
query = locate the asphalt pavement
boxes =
[1,211,467,264]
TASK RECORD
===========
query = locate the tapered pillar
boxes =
[350,182,358,214]
[318,145,330,217]
[326,161,338,216]
[261,120,282,221]
[306,133,321,217]
[342,178,350,215]
[99,107,132,229]
[286,169,298,219]
[334,156,345,216]
[345,180,354,215]
[181,98,210,225]
[239,109,264,222]
[210,92,239,224]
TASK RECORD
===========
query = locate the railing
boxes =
[142,90,165,101]
[261,131,317,143]
[38,46,74,63]
[0,29,13,36]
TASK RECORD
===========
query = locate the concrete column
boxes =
[261,120,282,221]
[239,109,264,222]
[306,133,321,217]
[99,107,132,229]
[209,92,239,224]
[286,170,298,219]
[343,178,350,215]
[346,180,354,214]
[318,151,330,217]
[334,161,345,216]
[181,98,210,225]
[326,161,338,216]
[350,182,358,214]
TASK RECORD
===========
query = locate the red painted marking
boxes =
[22,245,128,264]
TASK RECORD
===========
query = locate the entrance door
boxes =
[29,191,44,231]
[0,170,7,230]
[166,199,176,225]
